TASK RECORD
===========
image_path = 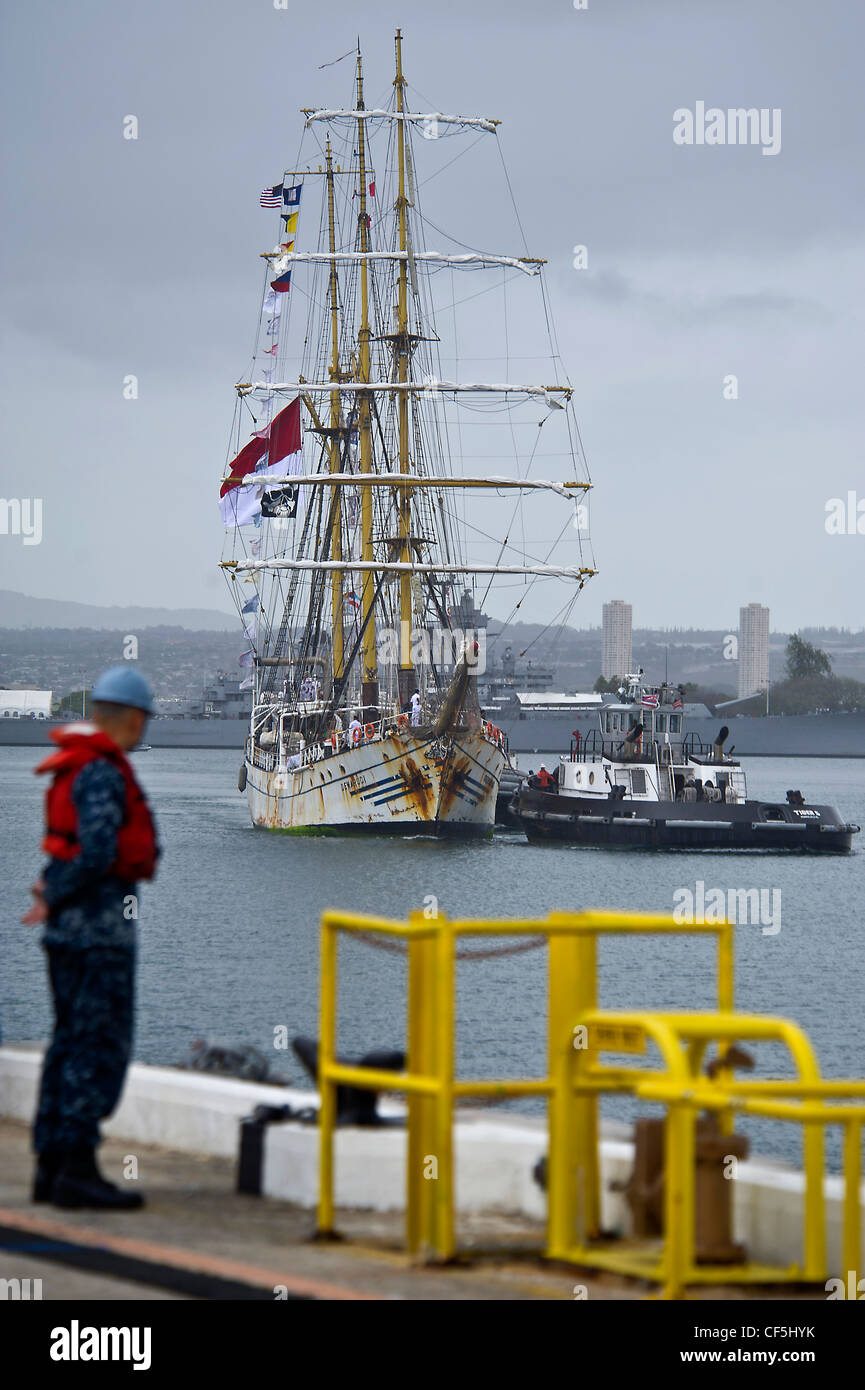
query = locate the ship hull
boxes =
[245,727,504,836]
[517,789,859,853]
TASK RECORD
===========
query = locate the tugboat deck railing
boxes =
[568,729,737,769]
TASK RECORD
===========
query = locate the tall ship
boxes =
[218,34,594,835]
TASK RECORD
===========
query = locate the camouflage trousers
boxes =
[33,945,135,1155]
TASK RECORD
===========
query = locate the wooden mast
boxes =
[394,28,415,710]
[355,49,379,715]
[324,138,344,683]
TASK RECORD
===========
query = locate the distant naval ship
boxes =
[2,656,863,758]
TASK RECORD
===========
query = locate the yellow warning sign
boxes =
[590,1022,646,1054]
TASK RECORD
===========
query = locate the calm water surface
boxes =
[3,746,863,1168]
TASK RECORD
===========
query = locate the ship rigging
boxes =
[219,32,595,834]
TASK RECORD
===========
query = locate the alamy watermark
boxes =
[0,497,42,545]
[825,491,864,535]
[1,1277,43,1299]
[376,624,486,675]
[673,881,781,936]
[673,102,781,157]
[825,1271,864,1300]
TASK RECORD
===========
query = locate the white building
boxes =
[602,600,632,681]
[0,689,52,719]
[738,603,770,698]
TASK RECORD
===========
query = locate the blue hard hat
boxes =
[91,666,155,714]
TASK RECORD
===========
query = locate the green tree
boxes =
[593,674,620,693]
[785,634,832,681]
[59,688,92,717]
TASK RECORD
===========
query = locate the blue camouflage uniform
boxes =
[34,759,157,1156]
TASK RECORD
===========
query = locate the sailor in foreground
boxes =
[22,667,160,1209]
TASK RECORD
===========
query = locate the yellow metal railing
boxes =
[316,908,864,1296]
[317,909,733,1259]
[564,1008,865,1296]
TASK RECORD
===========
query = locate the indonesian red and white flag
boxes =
[218,437,269,525]
[220,398,304,526]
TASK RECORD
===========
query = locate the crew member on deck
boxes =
[410,691,422,727]
[535,764,555,791]
[23,667,160,1211]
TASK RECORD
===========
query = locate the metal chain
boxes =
[352,930,546,961]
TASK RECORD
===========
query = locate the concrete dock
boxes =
[0,1116,829,1301]
[0,1117,636,1301]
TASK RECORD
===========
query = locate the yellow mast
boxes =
[324,139,344,682]
[355,50,378,713]
[394,29,415,709]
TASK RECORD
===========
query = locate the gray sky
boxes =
[1,0,862,633]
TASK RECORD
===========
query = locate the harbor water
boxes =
[3,746,863,1169]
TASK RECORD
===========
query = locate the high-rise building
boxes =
[738,603,770,698]
[602,600,632,681]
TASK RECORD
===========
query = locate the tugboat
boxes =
[516,672,860,853]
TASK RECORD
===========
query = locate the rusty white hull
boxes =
[246,728,504,835]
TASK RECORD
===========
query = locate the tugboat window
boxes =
[631,769,647,795]
[670,715,682,733]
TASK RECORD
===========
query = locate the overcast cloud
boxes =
[1,0,862,632]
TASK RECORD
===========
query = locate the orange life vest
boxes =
[35,726,158,881]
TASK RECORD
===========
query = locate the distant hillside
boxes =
[0,590,236,632]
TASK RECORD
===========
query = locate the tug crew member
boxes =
[535,764,555,791]
[23,667,160,1210]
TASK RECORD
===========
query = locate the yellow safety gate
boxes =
[316,908,865,1298]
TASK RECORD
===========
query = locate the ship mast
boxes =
[394,29,415,708]
[355,49,379,714]
[324,138,344,683]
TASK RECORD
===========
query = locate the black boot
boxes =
[33,1150,62,1203]
[51,1148,145,1210]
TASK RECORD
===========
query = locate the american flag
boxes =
[672,696,684,710]
[641,692,660,709]
[260,184,283,208]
